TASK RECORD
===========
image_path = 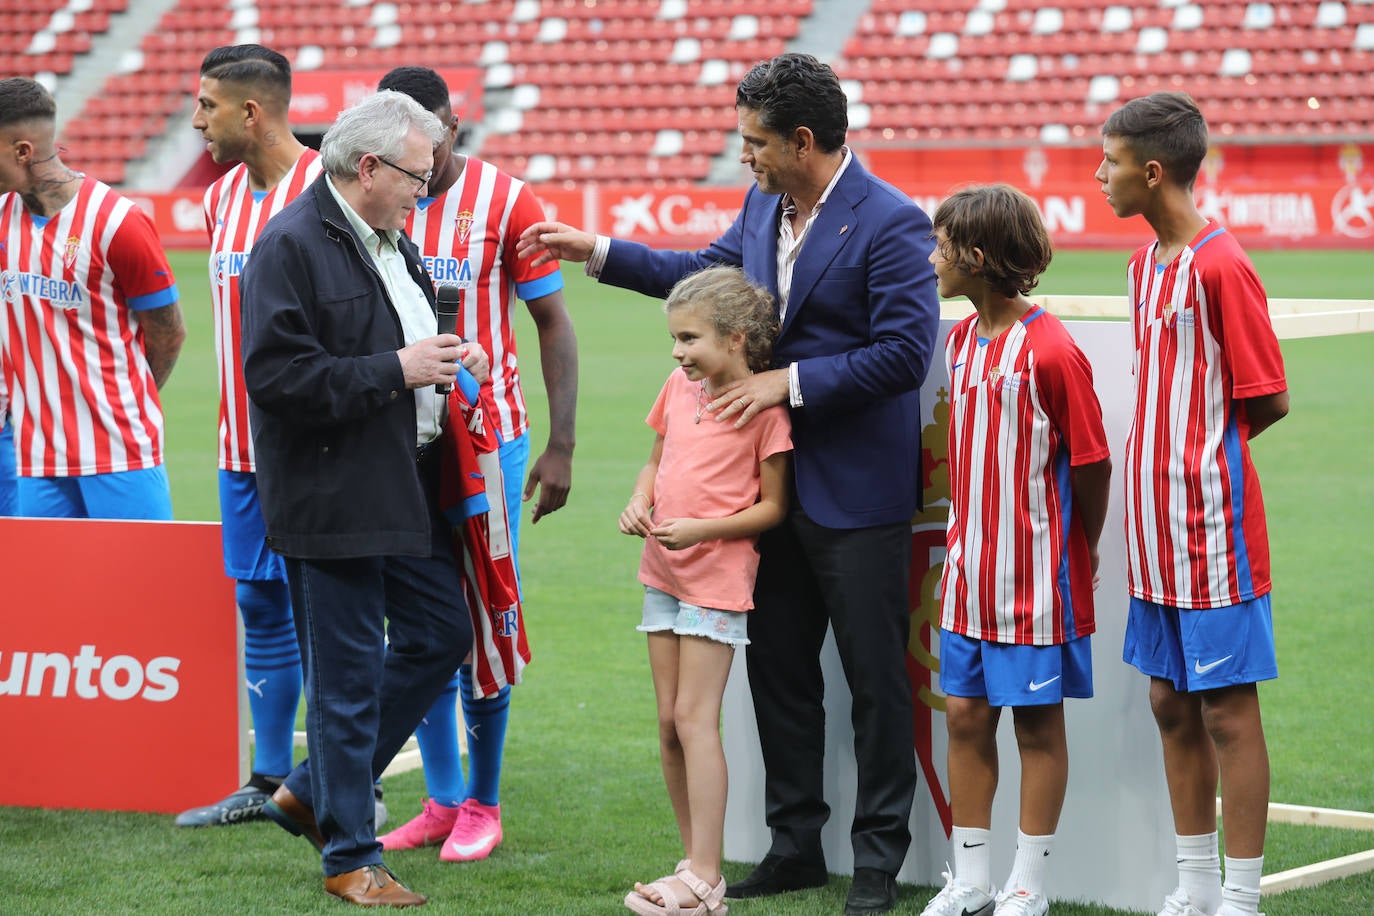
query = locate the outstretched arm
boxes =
[515,221,596,268]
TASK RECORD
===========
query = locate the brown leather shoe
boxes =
[262,784,325,851]
[324,864,426,907]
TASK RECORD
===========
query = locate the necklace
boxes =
[694,381,708,424]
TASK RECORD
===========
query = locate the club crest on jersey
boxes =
[988,367,1003,388]
[455,209,475,244]
[63,235,80,270]
[1163,304,1176,327]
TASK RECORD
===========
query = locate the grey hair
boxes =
[319,89,445,180]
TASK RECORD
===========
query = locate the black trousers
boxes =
[746,501,917,874]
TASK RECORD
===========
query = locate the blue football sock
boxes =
[459,665,510,806]
[237,579,300,778]
[415,672,466,807]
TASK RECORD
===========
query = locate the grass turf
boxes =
[4,250,1369,914]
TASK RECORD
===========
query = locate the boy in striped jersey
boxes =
[1096,93,1288,916]
[174,45,322,829]
[0,78,185,519]
[921,185,1111,916]
[375,67,579,864]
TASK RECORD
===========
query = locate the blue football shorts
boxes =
[940,629,1094,706]
[218,469,285,581]
[1123,594,1277,692]
[17,465,172,520]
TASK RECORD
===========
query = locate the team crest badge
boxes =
[455,209,474,244]
[988,367,1002,388]
[1163,304,1176,327]
[63,235,81,270]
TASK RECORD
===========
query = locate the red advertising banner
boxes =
[0,518,239,813]
[288,68,483,126]
[142,143,1374,250]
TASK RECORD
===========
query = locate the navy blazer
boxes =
[599,157,939,529]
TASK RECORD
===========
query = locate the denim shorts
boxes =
[638,585,749,647]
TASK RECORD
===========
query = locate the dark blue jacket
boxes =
[599,158,940,528]
[240,174,438,559]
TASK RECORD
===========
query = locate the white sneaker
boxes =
[921,867,995,916]
[995,888,1049,916]
[1158,887,1210,916]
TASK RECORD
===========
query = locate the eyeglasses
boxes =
[373,155,432,191]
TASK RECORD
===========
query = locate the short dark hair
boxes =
[1101,91,1208,188]
[378,67,451,116]
[199,45,292,108]
[933,184,1052,299]
[735,53,847,153]
[0,77,56,129]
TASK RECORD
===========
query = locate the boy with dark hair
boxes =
[1096,92,1289,916]
[920,184,1111,916]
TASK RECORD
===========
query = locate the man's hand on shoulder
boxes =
[710,369,789,428]
[515,221,594,268]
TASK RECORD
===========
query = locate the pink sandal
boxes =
[624,861,728,916]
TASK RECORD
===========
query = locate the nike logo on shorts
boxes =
[1027,676,1061,692]
[1194,655,1233,674]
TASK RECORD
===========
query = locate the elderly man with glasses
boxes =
[239,89,488,908]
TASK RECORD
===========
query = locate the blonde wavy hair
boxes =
[663,267,779,373]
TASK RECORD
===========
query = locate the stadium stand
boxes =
[5,0,1371,187]
[839,0,1374,146]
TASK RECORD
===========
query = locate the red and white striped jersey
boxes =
[406,158,563,443]
[203,150,322,471]
[1124,222,1286,609]
[439,382,527,698]
[0,178,178,477]
[940,307,1109,645]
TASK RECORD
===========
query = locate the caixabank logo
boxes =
[0,644,181,702]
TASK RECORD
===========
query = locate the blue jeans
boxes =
[281,464,474,876]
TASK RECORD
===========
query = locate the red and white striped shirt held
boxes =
[203,149,323,471]
[1,178,178,477]
[406,158,563,444]
[1124,221,1287,609]
[940,307,1109,646]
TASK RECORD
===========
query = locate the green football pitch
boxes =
[3,250,1368,913]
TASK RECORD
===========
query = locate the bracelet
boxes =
[630,492,650,504]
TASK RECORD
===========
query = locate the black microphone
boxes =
[435,283,461,394]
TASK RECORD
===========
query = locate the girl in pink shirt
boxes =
[620,267,792,916]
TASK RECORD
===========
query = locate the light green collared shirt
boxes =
[326,175,443,445]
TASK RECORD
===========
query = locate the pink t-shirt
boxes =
[638,369,793,611]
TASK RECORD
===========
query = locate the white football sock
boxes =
[951,825,993,892]
[1004,830,1053,896]
[1220,854,1264,914]
[1177,832,1223,914]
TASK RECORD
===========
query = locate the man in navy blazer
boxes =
[519,53,938,916]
